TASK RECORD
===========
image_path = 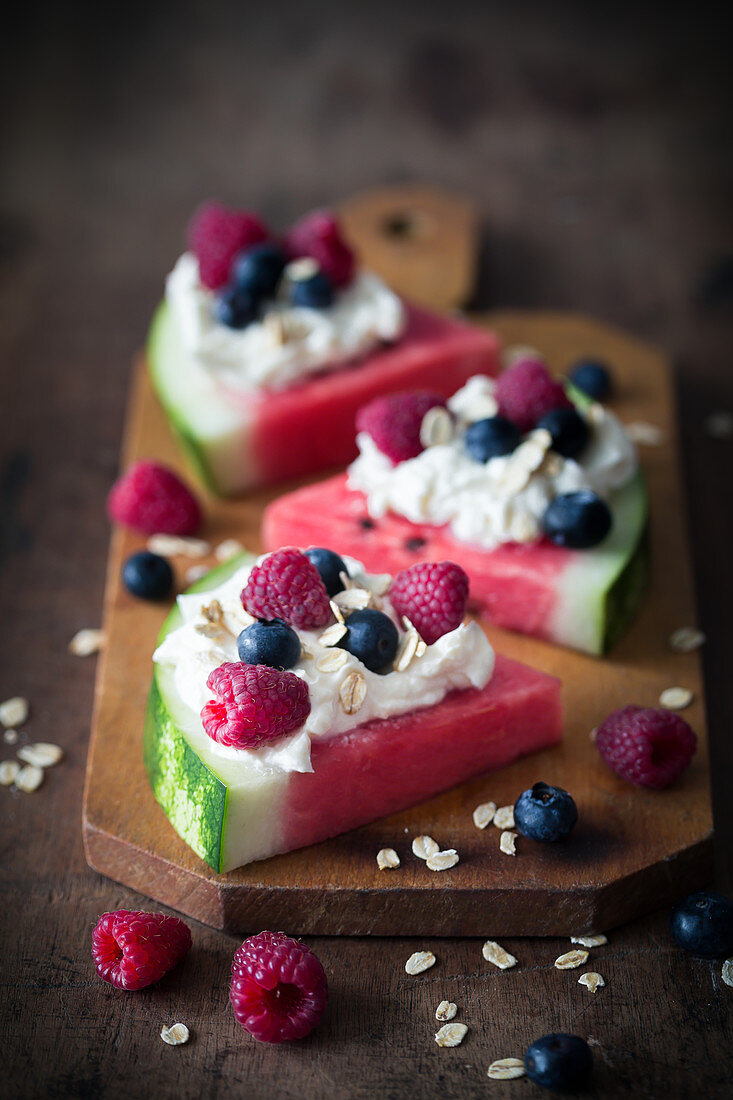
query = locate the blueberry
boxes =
[568,358,612,401]
[536,408,590,460]
[669,891,733,958]
[341,609,399,674]
[464,416,522,463]
[514,782,578,842]
[122,551,173,600]
[213,287,258,329]
[525,1034,593,1092]
[291,271,334,309]
[542,490,612,549]
[305,547,348,597]
[233,243,286,300]
[237,619,301,670]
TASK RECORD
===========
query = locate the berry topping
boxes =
[464,416,522,463]
[92,909,191,991]
[495,358,573,433]
[536,407,590,460]
[669,892,733,958]
[514,782,578,842]
[304,547,348,597]
[237,619,301,670]
[233,243,287,300]
[241,548,332,630]
[201,661,310,749]
[389,561,469,645]
[230,931,328,1043]
[340,608,399,673]
[542,490,612,549]
[356,391,446,464]
[107,460,202,536]
[284,209,355,288]
[595,705,697,789]
[188,202,269,291]
[568,358,612,401]
[291,269,335,309]
[524,1034,593,1092]
[214,287,258,329]
[122,551,174,601]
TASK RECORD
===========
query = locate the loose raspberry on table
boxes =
[107,460,202,536]
[284,209,355,288]
[230,931,328,1043]
[241,548,332,630]
[495,357,573,433]
[389,561,469,645]
[201,662,311,749]
[595,705,697,789]
[188,201,269,290]
[356,391,447,464]
[91,910,191,991]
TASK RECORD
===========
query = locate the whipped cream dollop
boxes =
[153,556,494,776]
[347,375,638,551]
[165,253,406,394]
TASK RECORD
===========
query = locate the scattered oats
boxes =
[0,697,29,728]
[300,642,313,660]
[472,801,496,829]
[578,972,605,993]
[333,588,372,612]
[508,510,540,544]
[0,760,20,786]
[436,1000,457,1022]
[3,729,18,745]
[659,686,693,710]
[426,849,459,872]
[496,460,530,497]
[376,848,400,870]
[15,764,44,792]
[147,534,210,558]
[263,312,287,346]
[571,934,607,948]
[539,452,563,478]
[420,406,454,449]
[626,421,664,446]
[466,394,499,422]
[482,941,517,970]
[214,538,244,562]
[524,427,553,459]
[339,670,367,715]
[201,599,223,624]
[318,622,347,647]
[160,1023,190,1046]
[315,649,349,673]
[194,621,226,640]
[487,1058,526,1081]
[499,830,517,856]
[395,628,420,672]
[722,959,733,987]
[589,726,598,742]
[415,637,428,658]
[329,600,346,625]
[185,564,209,584]
[493,805,515,830]
[68,628,105,657]
[669,627,706,653]
[405,950,436,976]
[412,835,440,860]
[287,257,320,281]
[502,344,542,368]
[367,573,391,597]
[435,1022,468,1048]
[555,949,589,970]
[705,411,733,439]
[17,743,64,768]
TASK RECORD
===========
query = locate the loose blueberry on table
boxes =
[670,892,733,958]
[524,1033,593,1091]
[122,550,174,601]
[514,782,578,842]
[567,357,612,401]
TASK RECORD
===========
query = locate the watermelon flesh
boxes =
[148,302,500,495]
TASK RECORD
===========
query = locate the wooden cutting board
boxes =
[83,189,713,936]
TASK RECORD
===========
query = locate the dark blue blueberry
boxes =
[464,416,522,463]
[236,618,301,670]
[542,491,612,549]
[341,609,399,674]
[304,547,348,597]
[525,1034,593,1092]
[514,782,578,842]
[122,551,173,600]
[291,271,334,309]
[567,358,612,401]
[669,892,733,958]
[233,243,286,300]
[213,287,258,329]
[536,408,590,460]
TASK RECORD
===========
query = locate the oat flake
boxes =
[395,629,420,672]
[487,1058,526,1080]
[571,934,607,948]
[435,1022,467,1048]
[0,760,20,786]
[555,949,589,970]
[315,649,349,673]
[214,538,244,561]
[420,406,454,449]
[722,959,733,987]
[626,421,664,446]
[669,627,706,653]
[160,1023,190,1046]
[482,941,517,970]
[339,671,367,715]
[493,805,515,830]
[659,686,693,710]
[319,622,347,647]
[472,801,496,829]
[376,848,400,870]
[185,564,209,584]
[426,849,459,872]
[0,697,29,729]
[15,764,44,792]
[435,1001,457,1022]
[578,972,605,993]
[412,835,439,860]
[499,830,517,856]
[405,950,436,976]
[329,600,346,625]
[68,628,106,657]
[17,743,64,768]
[3,729,18,745]
[148,534,210,558]
[333,588,372,612]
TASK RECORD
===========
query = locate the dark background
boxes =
[1,2,732,1097]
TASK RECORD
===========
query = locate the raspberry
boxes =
[107,460,202,535]
[495,358,573,433]
[241,548,332,630]
[284,209,356,288]
[389,561,469,645]
[356,391,446,464]
[188,202,269,290]
[595,705,697,789]
[201,662,310,749]
[91,909,191,991]
[230,931,328,1043]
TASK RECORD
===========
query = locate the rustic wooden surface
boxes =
[1,2,732,1097]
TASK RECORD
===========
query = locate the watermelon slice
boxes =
[148,302,500,495]
[144,556,562,873]
[262,471,648,655]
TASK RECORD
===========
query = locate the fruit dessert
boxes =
[149,204,500,495]
[263,358,648,654]
[145,547,562,872]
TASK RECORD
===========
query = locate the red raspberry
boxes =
[595,705,697,789]
[91,909,191,991]
[188,201,269,290]
[241,548,331,630]
[230,931,328,1043]
[356,391,446,464]
[389,561,469,644]
[495,357,573,433]
[284,209,356,288]
[201,661,310,749]
[107,460,202,535]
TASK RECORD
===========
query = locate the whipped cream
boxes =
[153,556,494,776]
[347,375,638,551]
[165,253,406,394]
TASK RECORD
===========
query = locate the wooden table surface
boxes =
[1,3,731,1097]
